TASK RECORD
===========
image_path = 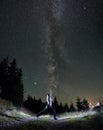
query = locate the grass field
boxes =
[0,111,103,130]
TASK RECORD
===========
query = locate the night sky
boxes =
[0,0,103,105]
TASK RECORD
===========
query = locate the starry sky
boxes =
[0,0,103,105]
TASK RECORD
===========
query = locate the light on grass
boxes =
[39,115,50,119]
[19,111,31,117]
[58,111,96,120]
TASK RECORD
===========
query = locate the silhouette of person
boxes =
[36,93,57,120]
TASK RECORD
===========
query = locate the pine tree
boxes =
[53,96,59,110]
[64,103,69,112]
[76,97,83,111]
[0,58,24,106]
[82,98,89,111]
[69,102,76,112]
[0,58,9,99]
[14,68,24,106]
[8,59,24,106]
[59,102,64,113]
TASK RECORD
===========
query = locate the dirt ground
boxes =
[1,113,103,130]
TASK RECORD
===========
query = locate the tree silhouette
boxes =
[23,95,45,113]
[64,103,69,112]
[0,58,9,99]
[8,59,24,106]
[76,97,83,111]
[23,95,71,114]
[23,95,35,111]
[82,98,89,111]
[59,102,64,113]
[69,102,76,112]
[53,96,59,111]
[0,58,24,106]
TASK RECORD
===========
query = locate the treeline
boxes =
[0,58,89,113]
[23,96,90,114]
[0,58,24,106]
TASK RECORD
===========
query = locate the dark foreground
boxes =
[1,113,103,130]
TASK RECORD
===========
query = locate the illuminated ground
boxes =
[0,110,103,130]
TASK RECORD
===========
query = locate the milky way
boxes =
[44,0,65,95]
